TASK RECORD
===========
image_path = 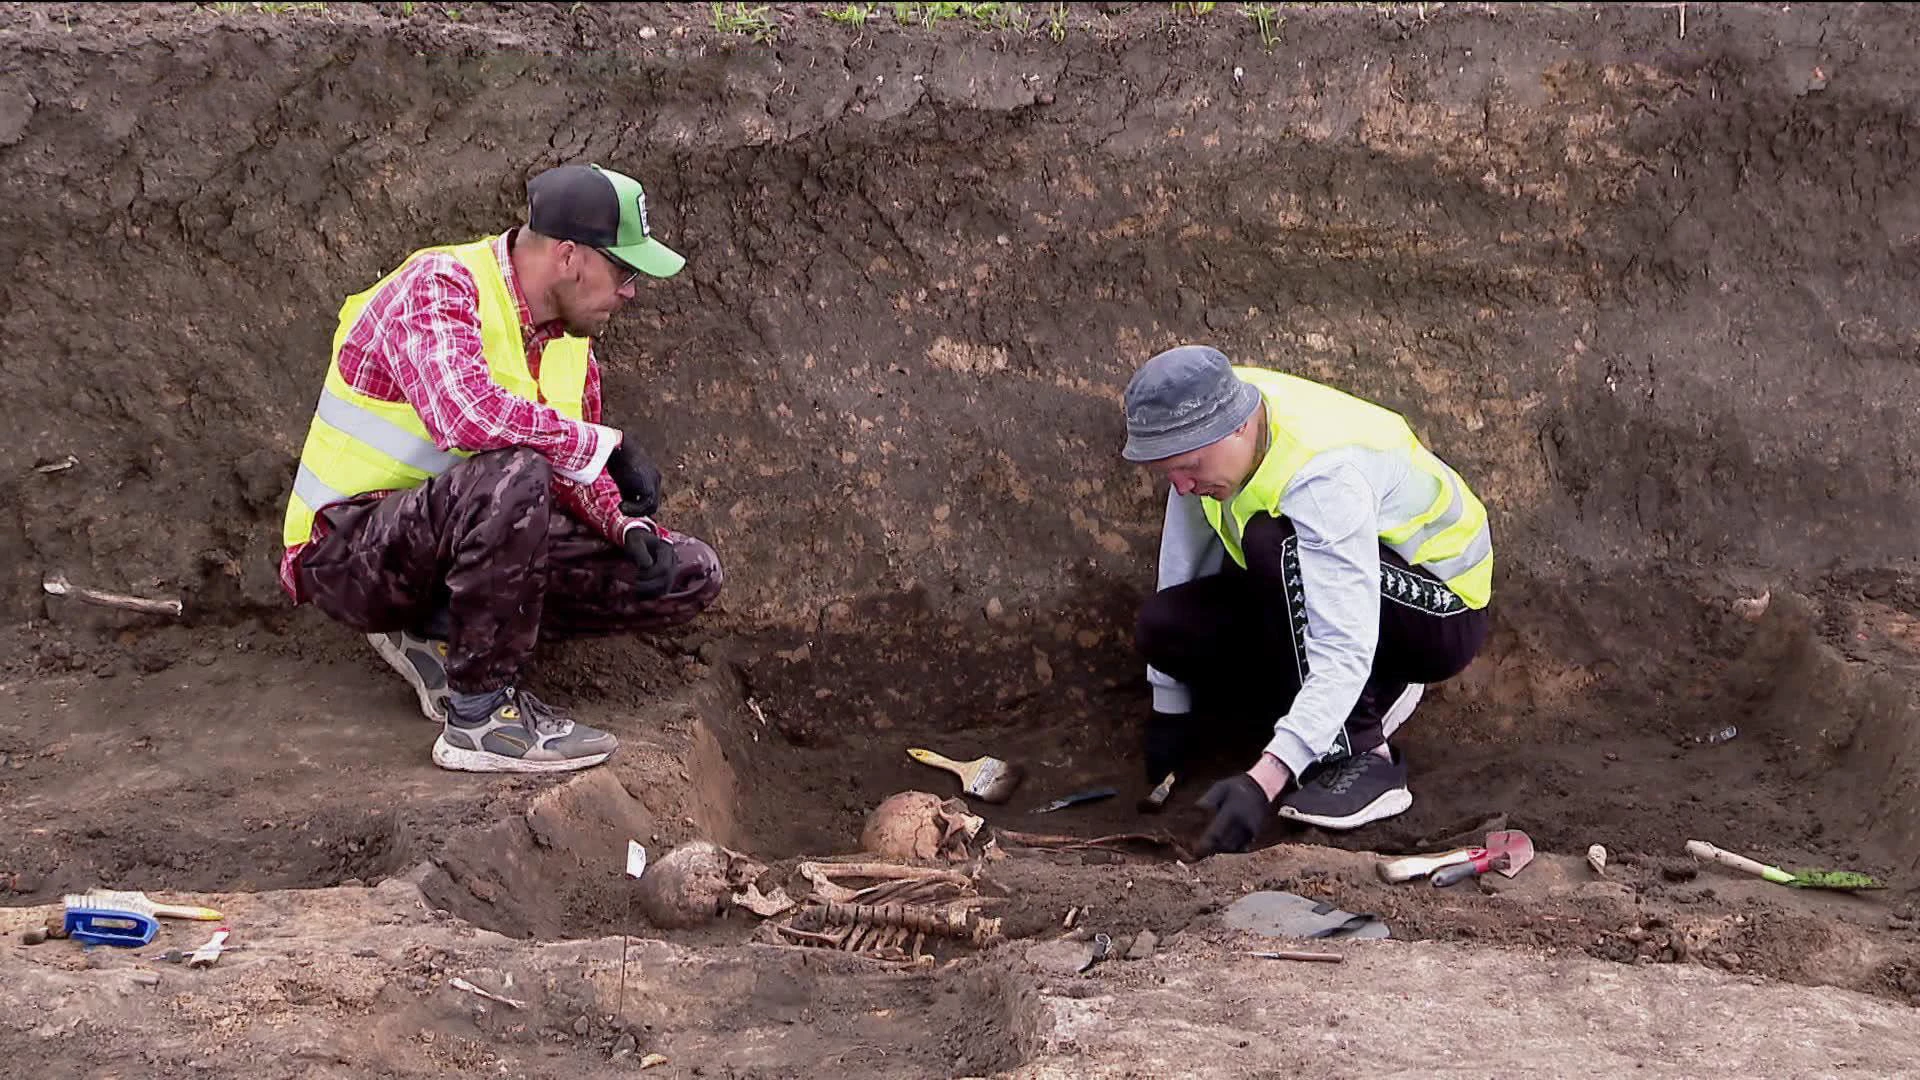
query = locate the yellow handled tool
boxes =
[906,747,1025,803]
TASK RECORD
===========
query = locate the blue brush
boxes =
[63,895,160,948]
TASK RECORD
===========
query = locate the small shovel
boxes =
[906,747,1025,804]
[1428,830,1534,888]
[1686,840,1886,891]
[1378,829,1530,885]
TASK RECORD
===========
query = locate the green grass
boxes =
[823,3,874,23]
[1171,2,1217,14]
[1242,1,1281,47]
[891,2,1029,29]
[1044,1,1067,41]
[712,2,779,41]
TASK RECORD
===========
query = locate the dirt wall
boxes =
[4,1,1919,743]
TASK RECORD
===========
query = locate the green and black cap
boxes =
[527,163,685,279]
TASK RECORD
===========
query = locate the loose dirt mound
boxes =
[6,2,1920,1075]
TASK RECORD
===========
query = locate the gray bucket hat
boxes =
[1121,345,1262,462]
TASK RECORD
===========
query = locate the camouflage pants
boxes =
[296,448,724,693]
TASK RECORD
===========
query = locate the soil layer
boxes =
[5,2,1920,1076]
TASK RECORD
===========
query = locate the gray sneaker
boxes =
[431,687,619,774]
[369,630,450,722]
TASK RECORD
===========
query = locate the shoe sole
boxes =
[431,734,612,774]
[1277,787,1414,831]
[370,634,449,723]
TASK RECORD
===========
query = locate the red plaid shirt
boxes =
[279,229,636,602]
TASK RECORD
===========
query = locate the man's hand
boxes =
[1195,773,1277,857]
[622,528,680,599]
[607,441,664,519]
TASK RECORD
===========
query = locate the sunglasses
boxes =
[592,247,641,289]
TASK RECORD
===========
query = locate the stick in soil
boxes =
[615,890,634,1033]
[994,828,1196,862]
[1248,950,1345,963]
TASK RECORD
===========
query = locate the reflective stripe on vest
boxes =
[1385,467,1467,558]
[290,463,346,515]
[1200,367,1493,609]
[1423,521,1492,584]
[280,236,591,547]
[313,386,462,476]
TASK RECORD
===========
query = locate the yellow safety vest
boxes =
[281,237,591,547]
[1201,367,1493,609]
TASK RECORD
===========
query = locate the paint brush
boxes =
[905,747,1025,804]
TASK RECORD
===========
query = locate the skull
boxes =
[861,790,986,862]
[634,840,769,929]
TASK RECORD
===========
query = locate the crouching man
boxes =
[278,164,722,774]
[1121,345,1492,854]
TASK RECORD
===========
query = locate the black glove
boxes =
[1143,710,1191,786]
[606,440,663,519]
[1195,773,1275,857]
[622,529,681,600]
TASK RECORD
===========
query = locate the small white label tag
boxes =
[625,841,648,879]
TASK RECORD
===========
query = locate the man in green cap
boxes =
[277,163,723,775]
[1123,345,1493,854]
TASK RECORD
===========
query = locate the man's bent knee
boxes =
[615,533,723,632]
[435,449,555,532]
[458,447,553,496]
[669,535,724,610]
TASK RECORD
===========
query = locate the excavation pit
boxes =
[8,3,1920,1075]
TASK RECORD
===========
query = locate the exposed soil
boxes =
[6,2,1920,1076]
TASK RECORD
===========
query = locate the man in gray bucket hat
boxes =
[1123,345,1494,855]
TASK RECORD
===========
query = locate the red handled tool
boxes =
[1430,829,1534,887]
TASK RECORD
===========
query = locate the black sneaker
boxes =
[1276,748,1413,830]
